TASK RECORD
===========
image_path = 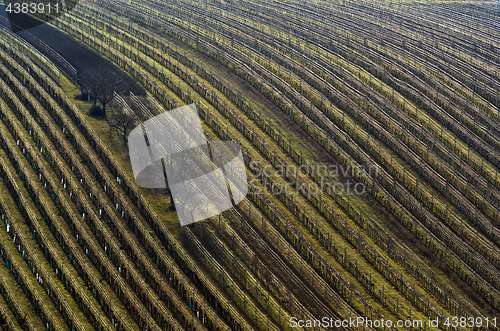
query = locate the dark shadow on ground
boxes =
[0,6,144,96]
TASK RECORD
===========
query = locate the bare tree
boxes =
[79,63,125,116]
[106,106,137,144]
[78,68,98,109]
